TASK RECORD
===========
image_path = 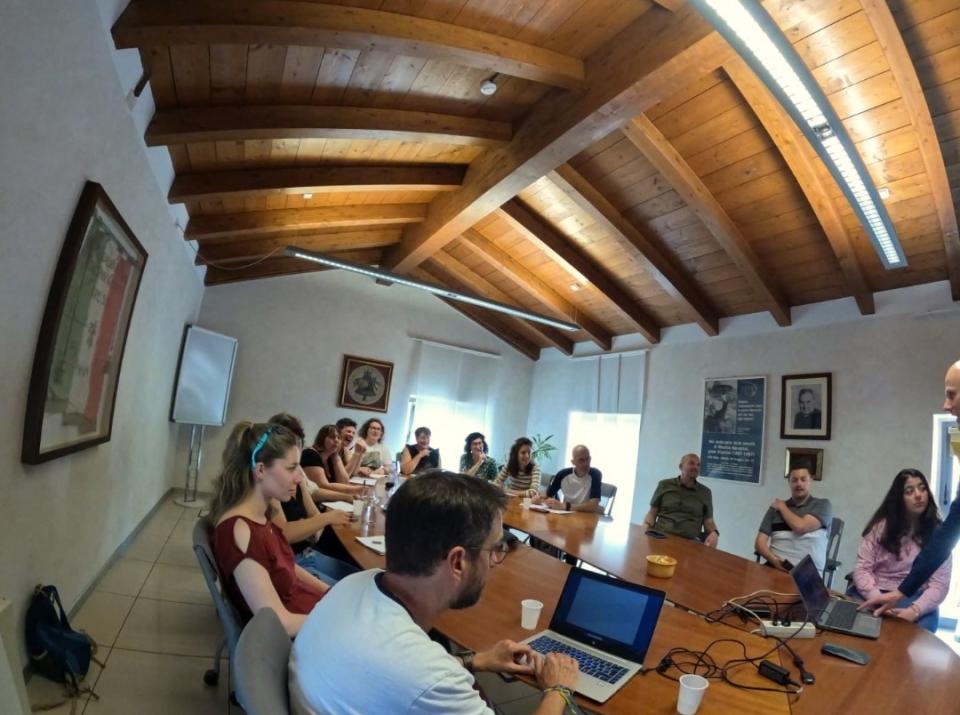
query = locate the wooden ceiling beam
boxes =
[858,0,960,300]
[196,229,400,265]
[147,106,511,148]
[724,58,875,315]
[185,204,426,241]
[428,252,575,355]
[461,230,613,351]
[499,200,661,344]
[410,268,541,361]
[621,115,792,327]
[112,1,584,89]
[549,164,720,336]
[170,165,466,204]
[382,5,732,273]
[203,248,383,286]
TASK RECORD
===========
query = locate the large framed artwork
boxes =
[699,376,767,484]
[337,355,393,413]
[21,182,148,464]
[781,373,832,440]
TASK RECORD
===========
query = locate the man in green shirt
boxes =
[642,454,719,547]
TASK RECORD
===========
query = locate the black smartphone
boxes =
[781,559,794,571]
[821,642,870,665]
[645,529,667,539]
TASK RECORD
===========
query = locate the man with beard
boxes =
[289,470,578,714]
[862,359,960,618]
[755,465,832,571]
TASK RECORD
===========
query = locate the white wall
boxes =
[190,270,535,489]
[0,0,204,664]
[627,285,960,575]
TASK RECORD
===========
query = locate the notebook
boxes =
[790,555,881,639]
[522,567,665,703]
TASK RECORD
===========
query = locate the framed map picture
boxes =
[22,182,148,464]
[338,355,393,412]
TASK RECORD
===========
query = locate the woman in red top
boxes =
[210,421,328,636]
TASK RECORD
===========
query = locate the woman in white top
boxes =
[494,437,541,496]
[357,418,392,476]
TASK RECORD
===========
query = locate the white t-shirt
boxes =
[289,569,493,715]
[560,471,593,505]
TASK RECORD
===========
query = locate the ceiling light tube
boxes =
[691,0,907,269]
[284,246,580,332]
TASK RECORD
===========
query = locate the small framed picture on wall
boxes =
[785,447,825,481]
[337,355,393,412]
[781,372,832,440]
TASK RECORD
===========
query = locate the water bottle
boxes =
[361,491,376,524]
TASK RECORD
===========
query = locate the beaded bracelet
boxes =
[542,685,577,713]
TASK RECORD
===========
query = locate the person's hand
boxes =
[889,603,921,623]
[525,488,539,498]
[771,499,786,513]
[771,556,788,572]
[535,652,579,690]
[703,530,719,548]
[544,497,564,509]
[322,510,351,527]
[357,466,372,476]
[418,445,430,457]
[473,640,537,675]
[859,589,903,616]
[531,494,544,505]
[354,440,367,455]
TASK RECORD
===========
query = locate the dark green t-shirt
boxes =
[650,477,714,540]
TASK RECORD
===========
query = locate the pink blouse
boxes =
[852,521,952,616]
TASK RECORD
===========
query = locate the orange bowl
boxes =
[646,554,677,578]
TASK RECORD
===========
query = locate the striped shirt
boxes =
[495,463,541,493]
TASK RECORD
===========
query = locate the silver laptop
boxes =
[522,567,665,703]
[790,555,881,639]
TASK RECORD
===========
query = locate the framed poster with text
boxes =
[699,376,766,484]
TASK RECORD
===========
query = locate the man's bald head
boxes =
[679,454,700,486]
[944,360,960,423]
[571,444,591,475]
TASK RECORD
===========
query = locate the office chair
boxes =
[234,608,292,715]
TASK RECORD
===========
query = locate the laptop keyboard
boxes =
[826,600,859,629]
[528,635,629,684]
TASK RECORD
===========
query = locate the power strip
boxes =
[757,621,816,639]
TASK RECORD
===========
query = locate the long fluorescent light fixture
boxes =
[691,0,907,269]
[284,246,580,332]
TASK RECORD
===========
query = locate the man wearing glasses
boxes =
[289,470,578,715]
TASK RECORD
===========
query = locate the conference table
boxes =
[331,497,960,714]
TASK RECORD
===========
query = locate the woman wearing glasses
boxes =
[356,418,392,476]
[459,432,498,481]
[210,421,329,637]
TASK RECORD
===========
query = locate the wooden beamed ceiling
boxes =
[115,0,960,359]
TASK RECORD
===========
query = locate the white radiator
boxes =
[0,598,30,715]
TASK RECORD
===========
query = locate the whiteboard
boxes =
[170,325,238,425]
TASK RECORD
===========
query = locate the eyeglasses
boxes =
[250,425,275,469]
[474,541,510,566]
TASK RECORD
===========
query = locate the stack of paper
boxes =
[528,504,573,515]
[349,477,377,486]
[356,536,386,555]
[323,501,355,512]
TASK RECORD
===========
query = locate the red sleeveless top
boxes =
[212,515,323,622]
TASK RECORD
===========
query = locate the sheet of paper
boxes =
[356,535,386,555]
[527,504,573,515]
[349,477,377,486]
[323,501,355,512]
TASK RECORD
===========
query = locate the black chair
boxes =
[822,517,844,589]
[599,483,618,517]
[234,608,291,715]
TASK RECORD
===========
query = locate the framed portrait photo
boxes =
[781,373,832,440]
[22,182,148,464]
[785,447,824,481]
[337,355,393,412]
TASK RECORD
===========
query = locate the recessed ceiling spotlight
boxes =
[480,73,500,96]
[302,193,313,199]
[878,187,890,199]
[569,283,581,292]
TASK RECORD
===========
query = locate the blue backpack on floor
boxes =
[25,585,98,693]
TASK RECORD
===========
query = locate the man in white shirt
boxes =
[754,466,832,572]
[537,445,603,513]
[289,471,578,715]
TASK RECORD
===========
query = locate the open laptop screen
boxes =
[551,568,665,663]
[790,555,831,616]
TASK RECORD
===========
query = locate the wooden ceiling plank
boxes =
[499,199,661,343]
[382,5,732,273]
[185,204,426,240]
[461,230,614,350]
[410,268,541,360]
[429,252,575,355]
[196,229,400,264]
[549,164,720,335]
[859,0,960,300]
[146,106,511,147]
[621,115,792,326]
[169,165,466,203]
[112,0,584,89]
[724,58,875,314]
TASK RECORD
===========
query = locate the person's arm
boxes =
[468,641,578,715]
[703,517,719,548]
[270,496,351,546]
[401,446,430,475]
[344,441,366,477]
[526,464,542,497]
[642,507,659,529]
[303,465,361,495]
[772,500,823,535]
[755,532,785,570]
[462,454,483,477]
[294,563,330,595]
[851,526,883,600]
[493,465,509,489]
[644,481,666,528]
[909,555,952,617]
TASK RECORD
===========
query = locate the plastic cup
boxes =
[521,599,543,630]
[676,673,709,714]
[522,497,532,508]
[351,499,363,520]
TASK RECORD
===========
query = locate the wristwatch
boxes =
[460,651,475,672]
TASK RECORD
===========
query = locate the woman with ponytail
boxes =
[210,421,328,636]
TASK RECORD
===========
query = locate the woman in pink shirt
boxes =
[850,468,951,632]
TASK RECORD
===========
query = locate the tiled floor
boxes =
[27,495,235,715]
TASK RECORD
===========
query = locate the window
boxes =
[404,394,489,470]
[930,415,959,629]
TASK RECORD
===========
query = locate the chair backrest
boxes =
[826,516,844,566]
[599,482,617,517]
[193,516,245,659]
[539,471,553,490]
[234,608,292,715]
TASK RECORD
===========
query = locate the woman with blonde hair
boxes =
[210,421,328,637]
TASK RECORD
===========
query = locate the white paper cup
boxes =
[352,499,363,519]
[522,497,532,508]
[676,673,709,715]
[521,599,543,630]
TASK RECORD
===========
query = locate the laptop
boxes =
[522,567,665,703]
[789,555,881,639]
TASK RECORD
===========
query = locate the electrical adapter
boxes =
[758,659,792,685]
[758,620,815,639]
